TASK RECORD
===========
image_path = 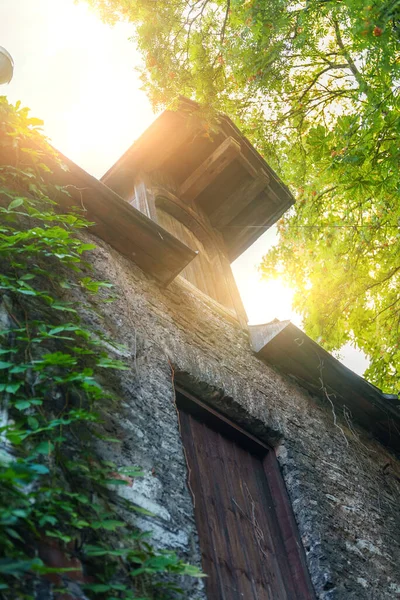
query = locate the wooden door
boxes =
[177,392,315,600]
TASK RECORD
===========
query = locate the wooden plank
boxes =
[207,231,248,325]
[183,413,286,599]
[131,175,158,222]
[157,208,212,298]
[217,433,262,599]
[46,153,197,286]
[195,160,248,216]
[238,152,259,179]
[223,192,288,261]
[178,412,223,599]
[80,189,193,276]
[175,389,270,455]
[89,218,176,284]
[180,137,241,203]
[234,445,287,600]
[201,423,243,599]
[139,115,200,173]
[188,416,231,599]
[162,130,226,185]
[252,454,297,599]
[208,251,236,313]
[210,172,270,227]
[263,451,316,599]
[156,204,243,314]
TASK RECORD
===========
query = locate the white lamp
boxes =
[0,47,14,84]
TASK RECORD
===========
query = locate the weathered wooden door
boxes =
[177,391,315,600]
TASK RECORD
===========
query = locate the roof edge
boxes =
[249,319,400,453]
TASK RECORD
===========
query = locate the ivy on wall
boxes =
[0,97,202,600]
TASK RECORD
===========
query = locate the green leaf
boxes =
[181,563,206,577]
[0,361,13,369]
[45,531,71,543]
[5,528,23,541]
[0,558,35,576]
[10,365,29,374]
[34,440,54,455]
[27,416,39,430]
[129,567,148,577]
[84,545,129,557]
[4,382,22,394]
[7,198,24,210]
[27,117,44,126]
[91,519,125,531]
[104,478,131,486]
[29,463,49,474]
[14,400,31,410]
[34,565,78,575]
[39,515,57,526]
[97,357,128,370]
[84,583,112,593]
[131,505,155,516]
[51,303,77,313]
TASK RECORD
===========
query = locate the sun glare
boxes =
[232,227,301,327]
[2,0,155,178]
[237,273,299,326]
[232,235,300,327]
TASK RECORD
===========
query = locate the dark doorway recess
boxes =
[175,389,315,600]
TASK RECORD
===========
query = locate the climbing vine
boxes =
[0,97,202,599]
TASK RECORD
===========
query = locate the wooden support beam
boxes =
[209,171,270,227]
[179,136,241,203]
[130,174,158,222]
[237,152,258,179]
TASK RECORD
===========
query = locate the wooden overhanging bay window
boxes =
[100,99,294,324]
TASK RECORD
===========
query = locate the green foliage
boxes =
[0,97,202,599]
[84,0,400,392]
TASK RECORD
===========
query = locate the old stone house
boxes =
[48,99,400,599]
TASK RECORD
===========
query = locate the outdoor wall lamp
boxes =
[0,47,14,84]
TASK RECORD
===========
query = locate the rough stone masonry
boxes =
[67,230,400,600]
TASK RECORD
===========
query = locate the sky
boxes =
[1,0,369,375]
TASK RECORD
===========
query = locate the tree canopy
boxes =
[85,0,400,393]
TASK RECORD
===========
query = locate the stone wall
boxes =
[79,234,400,600]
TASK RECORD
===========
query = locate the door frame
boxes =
[175,386,316,599]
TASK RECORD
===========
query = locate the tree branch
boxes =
[298,64,350,102]
[366,265,400,292]
[333,19,367,91]
[220,0,231,47]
